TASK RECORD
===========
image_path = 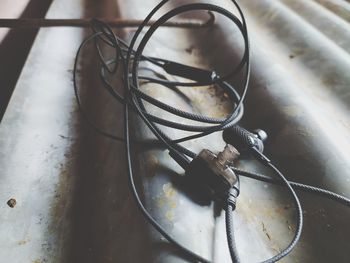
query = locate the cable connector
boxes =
[227,181,240,211]
[162,61,214,83]
[185,145,240,204]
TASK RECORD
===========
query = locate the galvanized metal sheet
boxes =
[0,0,350,262]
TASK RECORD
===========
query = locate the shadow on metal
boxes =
[0,0,53,120]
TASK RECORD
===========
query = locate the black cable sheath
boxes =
[226,204,241,263]
[73,0,350,262]
[232,167,350,207]
[130,4,249,141]
[123,1,211,262]
[260,162,303,263]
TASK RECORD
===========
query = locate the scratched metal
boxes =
[0,0,350,263]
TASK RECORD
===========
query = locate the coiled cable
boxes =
[73,0,350,262]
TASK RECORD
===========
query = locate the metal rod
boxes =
[0,14,215,29]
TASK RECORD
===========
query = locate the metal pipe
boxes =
[0,14,215,29]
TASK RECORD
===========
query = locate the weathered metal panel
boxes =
[0,1,152,263]
[0,0,350,263]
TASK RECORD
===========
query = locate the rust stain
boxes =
[160,183,178,221]
[284,204,291,210]
[155,197,165,208]
[188,85,232,119]
[165,210,174,221]
[286,220,294,232]
[163,183,177,198]
[207,85,231,103]
[185,45,194,54]
[289,49,305,59]
[169,200,177,209]
[50,167,69,225]
[32,260,42,263]
[262,222,271,241]
[17,239,29,245]
[7,198,17,208]
[145,154,159,177]
[48,145,76,237]
[156,192,177,209]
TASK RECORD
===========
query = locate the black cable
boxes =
[74,2,250,157]
[123,3,249,169]
[226,205,241,263]
[130,3,249,145]
[224,156,303,263]
[123,1,211,262]
[73,32,125,142]
[121,1,249,262]
[225,165,350,263]
[74,23,245,148]
[259,161,303,263]
[73,1,293,262]
[226,183,241,263]
[232,167,350,207]
[73,0,350,262]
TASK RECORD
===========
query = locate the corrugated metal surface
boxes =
[0,0,349,262]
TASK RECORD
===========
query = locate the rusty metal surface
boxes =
[0,1,152,263]
[1,0,350,263]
